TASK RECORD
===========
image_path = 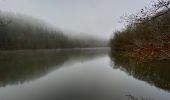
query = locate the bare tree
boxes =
[120,0,170,25]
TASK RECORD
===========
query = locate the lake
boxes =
[0,48,169,100]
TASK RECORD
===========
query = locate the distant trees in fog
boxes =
[0,11,107,50]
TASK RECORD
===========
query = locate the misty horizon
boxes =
[0,0,170,100]
[0,0,149,39]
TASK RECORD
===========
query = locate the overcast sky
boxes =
[0,0,150,39]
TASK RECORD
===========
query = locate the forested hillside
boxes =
[110,0,170,61]
[0,11,107,50]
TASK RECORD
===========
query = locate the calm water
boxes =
[0,49,170,100]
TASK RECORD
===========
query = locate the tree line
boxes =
[110,0,170,61]
[0,11,107,50]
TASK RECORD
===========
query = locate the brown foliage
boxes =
[132,34,170,61]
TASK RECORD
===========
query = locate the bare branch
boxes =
[120,0,170,25]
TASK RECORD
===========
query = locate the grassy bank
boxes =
[110,9,170,62]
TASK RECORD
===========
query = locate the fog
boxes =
[0,0,149,39]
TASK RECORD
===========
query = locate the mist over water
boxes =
[0,0,170,100]
[0,49,169,100]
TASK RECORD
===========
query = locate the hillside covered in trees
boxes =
[110,0,170,61]
[0,11,107,50]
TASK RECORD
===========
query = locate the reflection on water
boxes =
[110,53,170,92]
[0,49,169,100]
[0,49,107,87]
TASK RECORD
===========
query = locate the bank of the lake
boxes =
[110,9,170,62]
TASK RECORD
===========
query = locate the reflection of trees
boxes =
[110,52,170,92]
[126,94,154,100]
[0,49,107,87]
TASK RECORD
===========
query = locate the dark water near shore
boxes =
[0,49,170,100]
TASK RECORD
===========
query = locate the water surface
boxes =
[0,49,169,100]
